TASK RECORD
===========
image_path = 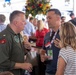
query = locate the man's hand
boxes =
[23,35,31,50]
[21,63,32,72]
[40,49,48,62]
[54,38,63,48]
[15,63,33,72]
[24,41,31,50]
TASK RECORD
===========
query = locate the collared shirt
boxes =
[43,30,60,74]
[23,21,35,37]
[0,24,7,32]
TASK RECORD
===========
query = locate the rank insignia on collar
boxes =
[0,39,6,44]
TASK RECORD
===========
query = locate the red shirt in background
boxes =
[36,28,49,47]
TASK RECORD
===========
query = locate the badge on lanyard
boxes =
[47,50,53,60]
[45,42,50,48]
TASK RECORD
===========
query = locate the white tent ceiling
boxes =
[0,0,25,12]
[0,0,25,2]
[0,0,26,24]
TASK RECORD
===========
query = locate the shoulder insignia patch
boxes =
[0,39,6,44]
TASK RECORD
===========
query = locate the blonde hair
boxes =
[37,20,44,31]
[60,22,76,50]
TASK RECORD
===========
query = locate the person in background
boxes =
[56,22,76,75]
[27,18,38,43]
[36,20,49,47]
[42,18,49,29]
[29,17,34,24]
[69,12,76,26]
[61,16,66,24]
[0,14,7,32]
[36,20,49,75]
[27,20,49,75]
[33,18,38,30]
[23,16,36,41]
[70,12,75,19]
[40,9,61,75]
[0,10,32,75]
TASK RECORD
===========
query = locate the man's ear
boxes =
[13,20,18,26]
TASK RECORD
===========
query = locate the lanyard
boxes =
[49,30,58,48]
